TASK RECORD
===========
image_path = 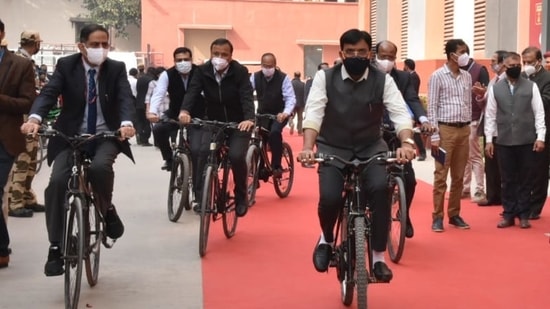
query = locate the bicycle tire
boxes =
[84,197,102,287]
[36,136,47,174]
[199,165,216,257]
[354,216,368,309]
[338,211,355,307]
[222,161,238,238]
[245,145,260,207]
[387,176,407,263]
[65,196,84,309]
[167,154,191,222]
[273,142,294,198]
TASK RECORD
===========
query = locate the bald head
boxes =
[376,40,398,60]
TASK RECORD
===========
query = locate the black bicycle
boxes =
[161,119,193,222]
[246,113,294,205]
[38,128,118,309]
[314,152,399,309]
[194,119,241,257]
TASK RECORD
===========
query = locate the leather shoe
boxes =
[312,242,332,272]
[161,160,172,171]
[25,203,45,212]
[477,200,501,206]
[235,198,248,217]
[140,142,153,147]
[405,219,414,238]
[497,218,515,228]
[44,246,64,276]
[449,216,470,229]
[105,205,124,239]
[272,168,283,179]
[529,213,541,220]
[417,154,426,161]
[432,217,444,232]
[8,208,33,218]
[519,219,531,229]
[373,261,393,282]
[0,255,9,268]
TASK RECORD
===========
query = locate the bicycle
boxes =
[246,113,295,206]
[36,107,61,174]
[38,128,119,309]
[313,151,400,309]
[160,118,193,222]
[193,119,241,257]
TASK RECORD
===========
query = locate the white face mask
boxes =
[523,64,537,76]
[211,57,229,71]
[375,56,394,73]
[86,47,108,66]
[176,60,192,74]
[491,63,501,74]
[456,53,470,67]
[262,67,275,77]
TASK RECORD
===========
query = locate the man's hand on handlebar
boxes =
[420,122,436,135]
[238,120,254,132]
[118,126,136,141]
[21,119,41,137]
[396,143,416,163]
[179,111,191,124]
[297,148,315,165]
[146,112,160,123]
[276,112,289,123]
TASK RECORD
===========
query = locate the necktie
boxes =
[87,69,97,134]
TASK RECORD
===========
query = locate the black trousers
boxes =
[496,144,536,220]
[529,142,550,216]
[261,118,287,169]
[0,142,15,256]
[152,121,178,162]
[135,108,151,144]
[413,132,426,156]
[45,140,119,244]
[483,137,501,203]
[318,159,390,252]
[402,162,416,218]
[196,129,251,204]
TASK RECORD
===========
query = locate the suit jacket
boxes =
[0,50,36,156]
[135,73,154,109]
[30,53,135,164]
[390,69,426,121]
[409,71,421,94]
[291,78,305,109]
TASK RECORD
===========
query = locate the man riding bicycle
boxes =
[298,29,416,282]
[250,53,296,177]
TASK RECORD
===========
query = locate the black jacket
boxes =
[390,68,426,122]
[31,53,135,164]
[135,73,154,109]
[181,60,254,122]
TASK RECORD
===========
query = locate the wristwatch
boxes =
[402,138,416,149]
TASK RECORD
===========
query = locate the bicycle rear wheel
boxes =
[337,212,355,307]
[354,216,368,309]
[199,165,217,257]
[273,142,294,198]
[167,153,191,222]
[246,145,260,206]
[387,176,407,263]
[84,197,103,287]
[65,196,84,309]
[222,162,238,238]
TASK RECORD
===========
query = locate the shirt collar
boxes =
[213,64,229,77]
[17,48,31,59]
[82,56,100,73]
[340,65,369,82]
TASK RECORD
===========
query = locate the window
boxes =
[401,0,409,59]
[443,0,454,43]
[474,0,486,52]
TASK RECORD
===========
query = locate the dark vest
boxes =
[493,78,536,146]
[318,65,386,157]
[254,70,285,114]
[467,61,483,120]
[166,67,204,119]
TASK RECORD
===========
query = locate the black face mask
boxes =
[506,66,521,79]
[343,57,370,76]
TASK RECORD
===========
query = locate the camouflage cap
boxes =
[20,30,42,44]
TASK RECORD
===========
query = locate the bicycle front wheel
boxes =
[273,142,294,198]
[387,176,407,263]
[246,145,260,206]
[167,154,191,222]
[222,162,238,238]
[354,216,368,309]
[199,165,217,257]
[65,196,85,309]
[84,198,102,287]
[36,136,47,174]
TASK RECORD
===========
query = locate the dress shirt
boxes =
[484,79,546,142]
[427,64,472,141]
[128,76,137,97]
[249,73,296,115]
[303,67,413,134]
[150,71,188,116]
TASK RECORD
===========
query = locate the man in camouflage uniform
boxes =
[7,31,45,218]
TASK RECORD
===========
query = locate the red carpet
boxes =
[202,132,550,309]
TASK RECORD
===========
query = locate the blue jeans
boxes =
[0,142,15,256]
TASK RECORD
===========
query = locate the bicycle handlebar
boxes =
[311,151,398,166]
[191,118,240,130]
[36,128,121,148]
[254,113,277,121]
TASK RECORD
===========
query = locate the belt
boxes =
[438,121,471,128]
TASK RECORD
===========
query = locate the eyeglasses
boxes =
[342,49,369,58]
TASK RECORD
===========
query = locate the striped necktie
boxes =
[87,69,97,134]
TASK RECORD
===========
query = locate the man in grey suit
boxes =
[289,71,305,135]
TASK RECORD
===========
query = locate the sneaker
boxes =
[44,246,64,276]
[472,191,487,203]
[449,215,470,229]
[105,205,125,239]
[432,217,444,232]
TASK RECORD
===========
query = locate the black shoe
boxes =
[272,168,283,179]
[25,203,45,212]
[105,205,124,239]
[405,219,414,238]
[497,218,515,228]
[529,213,541,220]
[432,217,444,232]
[373,261,393,282]
[192,202,201,213]
[312,242,332,272]
[449,215,470,229]
[417,155,426,161]
[161,160,172,171]
[8,208,33,218]
[140,141,153,146]
[235,198,248,217]
[44,246,64,276]
[520,219,531,229]
[477,200,501,206]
